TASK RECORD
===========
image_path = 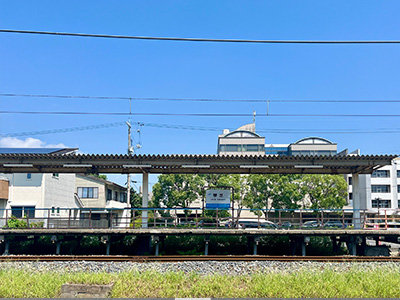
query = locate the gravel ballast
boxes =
[1,261,400,275]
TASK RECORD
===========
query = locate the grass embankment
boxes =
[0,268,399,298]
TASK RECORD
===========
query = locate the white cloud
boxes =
[0,137,67,148]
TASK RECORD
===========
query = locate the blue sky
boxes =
[1,1,399,186]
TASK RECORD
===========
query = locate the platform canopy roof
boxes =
[0,153,397,175]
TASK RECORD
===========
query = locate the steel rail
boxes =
[0,255,400,262]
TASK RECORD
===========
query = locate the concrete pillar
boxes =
[253,241,258,256]
[204,235,210,256]
[3,240,10,255]
[142,172,149,228]
[301,237,309,257]
[154,236,160,256]
[106,242,111,256]
[352,173,361,229]
[347,237,357,256]
[56,241,61,255]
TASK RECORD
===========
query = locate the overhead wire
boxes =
[2,122,400,138]
[1,29,400,44]
[1,93,400,103]
[1,111,400,117]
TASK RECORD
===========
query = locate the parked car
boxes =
[238,219,278,229]
[323,221,346,229]
[224,221,243,229]
[279,221,292,229]
[302,220,320,229]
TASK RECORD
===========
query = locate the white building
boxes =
[217,124,399,212]
[348,158,400,213]
[218,123,266,155]
[0,172,78,227]
[75,174,129,227]
[0,148,130,227]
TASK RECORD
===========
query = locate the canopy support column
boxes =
[352,173,361,229]
[142,172,149,228]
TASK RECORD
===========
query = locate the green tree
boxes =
[89,173,108,180]
[151,174,204,209]
[129,188,142,208]
[301,174,347,209]
[246,174,280,217]
[269,174,305,210]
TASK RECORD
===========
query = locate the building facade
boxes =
[0,148,130,228]
[348,158,400,213]
[217,124,400,212]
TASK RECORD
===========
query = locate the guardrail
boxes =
[0,208,399,230]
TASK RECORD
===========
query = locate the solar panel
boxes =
[0,148,65,154]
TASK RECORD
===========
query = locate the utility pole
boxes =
[126,98,133,208]
[126,120,132,207]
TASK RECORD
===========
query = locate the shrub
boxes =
[4,216,28,229]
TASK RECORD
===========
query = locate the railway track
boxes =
[0,255,400,262]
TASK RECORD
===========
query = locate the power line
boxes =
[1,110,400,118]
[2,29,400,44]
[1,93,400,103]
[0,122,126,137]
[2,121,400,138]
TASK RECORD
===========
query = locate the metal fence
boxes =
[0,207,399,230]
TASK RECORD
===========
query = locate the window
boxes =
[226,145,238,152]
[11,206,35,218]
[372,170,390,178]
[398,170,400,178]
[120,193,127,203]
[26,173,32,180]
[77,187,99,198]
[107,189,112,200]
[115,191,118,201]
[398,200,400,208]
[348,177,352,185]
[372,200,391,208]
[349,193,353,200]
[371,185,391,193]
[220,144,264,152]
[398,185,400,193]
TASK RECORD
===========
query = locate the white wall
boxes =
[2,173,43,208]
[75,175,106,208]
[43,173,76,208]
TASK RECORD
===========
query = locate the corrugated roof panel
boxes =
[0,148,63,154]
[0,148,77,154]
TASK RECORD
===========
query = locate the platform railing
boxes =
[0,208,399,230]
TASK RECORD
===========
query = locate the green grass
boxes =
[0,268,399,298]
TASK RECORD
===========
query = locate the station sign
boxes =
[205,189,231,209]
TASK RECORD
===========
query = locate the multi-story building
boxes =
[218,124,338,156]
[217,123,266,155]
[0,148,130,227]
[217,124,400,212]
[347,158,400,213]
[75,174,129,226]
